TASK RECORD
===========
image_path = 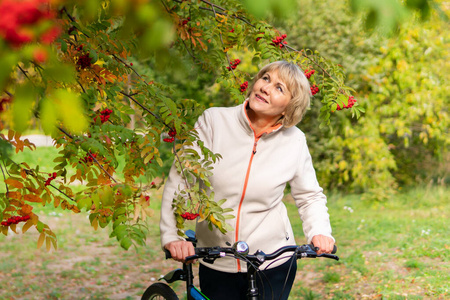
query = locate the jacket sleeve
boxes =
[160,110,213,248]
[289,136,334,244]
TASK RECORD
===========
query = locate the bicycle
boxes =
[141,230,338,300]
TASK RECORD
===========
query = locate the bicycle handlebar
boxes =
[165,242,338,263]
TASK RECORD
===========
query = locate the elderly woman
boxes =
[160,60,335,300]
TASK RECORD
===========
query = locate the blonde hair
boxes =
[246,61,311,128]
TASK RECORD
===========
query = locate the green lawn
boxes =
[0,147,449,299]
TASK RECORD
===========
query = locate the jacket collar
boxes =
[237,100,284,138]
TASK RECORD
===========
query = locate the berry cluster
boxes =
[227,59,241,71]
[181,212,199,220]
[0,97,12,113]
[163,137,175,143]
[271,34,287,48]
[95,108,113,124]
[1,215,30,227]
[239,81,248,93]
[77,53,92,69]
[229,28,235,33]
[82,152,98,163]
[304,69,315,79]
[336,96,357,110]
[163,128,177,143]
[0,0,60,48]
[310,84,319,95]
[44,172,57,187]
[181,17,190,25]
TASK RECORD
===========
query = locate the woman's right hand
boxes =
[164,240,196,263]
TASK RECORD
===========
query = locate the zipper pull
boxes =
[252,142,257,155]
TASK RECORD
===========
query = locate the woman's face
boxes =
[248,70,292,124]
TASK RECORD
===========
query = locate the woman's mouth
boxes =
[256,94,268,103]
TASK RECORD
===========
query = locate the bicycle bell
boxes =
[233,241,249,256]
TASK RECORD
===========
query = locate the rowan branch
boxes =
[57,127,118,183]
[0,162,9,195]
[205,1,240,85]
[49,183,76,202]
[119,91,174,131]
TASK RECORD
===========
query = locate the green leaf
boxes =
[12,83,35,133]
[42,63,76,84]
[120,236,133,250]
[40,98,58,136]
[51,89,88,134]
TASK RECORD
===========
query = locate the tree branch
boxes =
[57,127,118,183]
[119,91,173,131]
[49,183,76,202]
[0,162,9,195]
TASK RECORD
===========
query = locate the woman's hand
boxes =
[311,235,335,255]
[164,240,196,263]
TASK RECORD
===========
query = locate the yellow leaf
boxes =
[46,236,51,252]
[133,205,140,222]
[141,146,153,158]
[91,217,99,230]
[54,197,60,208]
[24,194,43,203]
[6,191,22,200]
[8,129,14,140]
[5,178,24,189]
[20,204,33,214]
[51,238,57,250]
[37,232,45,249]
[144,154,153,164]
[10,223,17,233]
[22,219,34,233]
[1,226,8,236]
[143,207,154,218]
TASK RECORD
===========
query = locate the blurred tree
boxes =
[278,0,448,197]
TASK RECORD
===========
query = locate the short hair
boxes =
[246,61,311,128]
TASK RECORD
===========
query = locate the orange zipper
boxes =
[235,139,259,272]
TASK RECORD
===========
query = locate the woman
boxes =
[160,61,335,300]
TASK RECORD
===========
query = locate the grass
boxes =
[1,147,449,299]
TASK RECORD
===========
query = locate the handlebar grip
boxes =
[164,248,172,259]
[311,244,338,254]
[332,245,337,254]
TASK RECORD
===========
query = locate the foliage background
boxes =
[0,0,448,251]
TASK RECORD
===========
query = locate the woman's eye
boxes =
[277,86,283,92]
[262,76,269,81]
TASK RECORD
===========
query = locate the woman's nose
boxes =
[260,83,270,95]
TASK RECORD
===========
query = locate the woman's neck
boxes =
[246,106,281,137]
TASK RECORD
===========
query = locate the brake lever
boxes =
[318,253,339,261]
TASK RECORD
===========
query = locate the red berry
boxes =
[168,129,177,137]
[163,137,175,143]
[130,63,133,66]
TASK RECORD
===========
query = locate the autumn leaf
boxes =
[24,194,43,203]
[6,191,22,200]
[5,178,24,189]
[22,219,34,233]
[37,232,45,249]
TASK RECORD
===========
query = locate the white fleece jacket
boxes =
[160,102,333,273]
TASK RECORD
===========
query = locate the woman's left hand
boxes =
[311,235,335,255]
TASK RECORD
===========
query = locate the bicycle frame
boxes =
[160,256,284,300]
